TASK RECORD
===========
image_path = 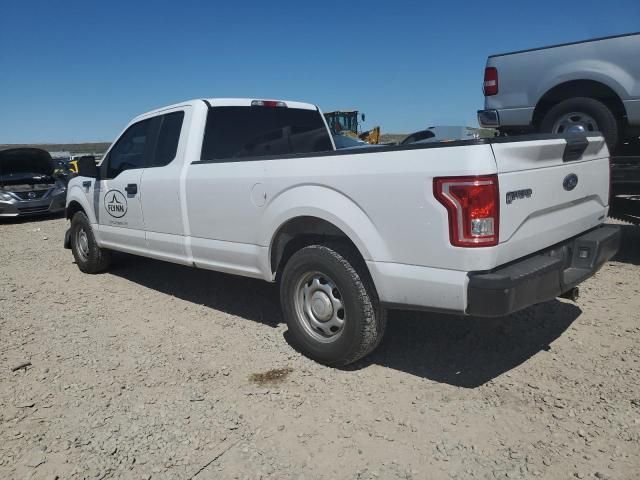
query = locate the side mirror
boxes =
[361,113,366,122]
[77,156,98,178]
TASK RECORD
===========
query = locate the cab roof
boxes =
[134,98,318,121]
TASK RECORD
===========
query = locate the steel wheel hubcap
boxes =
[311,291,333,321]
[294,272,345,343]
[76,228,90,261]
[552,112,599,135]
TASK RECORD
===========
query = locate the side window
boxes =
[415,131,436,142]
[151,111,184,167]
[201,106,332,162]
[105,119,152,178]
[402,130,435,144]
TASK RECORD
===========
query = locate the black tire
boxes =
[540,97,619,151]
[70,211,111,273]
[279,243,387,366]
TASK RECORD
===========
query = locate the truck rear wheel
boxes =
[279,243,386,366]
[540,97,619,151]
[70,211,111,273]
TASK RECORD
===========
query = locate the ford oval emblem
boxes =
[563,174,578,191]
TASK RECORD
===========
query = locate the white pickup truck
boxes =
[64,98,620,366]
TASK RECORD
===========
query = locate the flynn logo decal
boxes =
[563,174,578,191]
[105,190,127,218]
[506,188,533,205]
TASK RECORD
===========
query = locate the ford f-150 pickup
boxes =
[478,32,640,153]
[64,98,620,366]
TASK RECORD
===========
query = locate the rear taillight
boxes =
[251,100,287,107]
[483,67,498,96]
[434,175,500,247]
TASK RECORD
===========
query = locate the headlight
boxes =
[0,192,13,201]
[51,183,67,196]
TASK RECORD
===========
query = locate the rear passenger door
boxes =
[138,108,190,263]
[185,104,333,274]
[98,118,154,251]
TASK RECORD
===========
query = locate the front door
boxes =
[97,118,154,251]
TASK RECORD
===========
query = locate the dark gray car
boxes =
[0,148,67,218]
[401,126,480,145]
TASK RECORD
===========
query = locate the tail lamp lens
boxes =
[483,67,498,96]
[251,100,287,108]
[434,175,500,247]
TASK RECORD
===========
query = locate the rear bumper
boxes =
[466,225,620,317]
[478,106,534,128]
[611,156,640,195]
[477,109,500,127]
[623,98,640,125]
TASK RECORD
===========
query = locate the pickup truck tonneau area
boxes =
[64,98,620,366]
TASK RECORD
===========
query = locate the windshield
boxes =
[326,113,358,134]
[333,134,367,149]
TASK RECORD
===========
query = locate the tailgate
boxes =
[492,135,610,265]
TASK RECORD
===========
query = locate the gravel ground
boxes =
[1,216,638,480]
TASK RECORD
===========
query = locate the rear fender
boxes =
[259,185,390,278]
[534,61,632,105]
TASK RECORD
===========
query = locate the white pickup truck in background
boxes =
[64,98,620,366]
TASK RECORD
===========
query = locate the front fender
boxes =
[66,180,98,225]
[259,184,390,263]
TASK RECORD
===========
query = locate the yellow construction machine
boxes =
[323,110,381,144]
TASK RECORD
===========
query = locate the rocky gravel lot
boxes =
[1,216,638,480]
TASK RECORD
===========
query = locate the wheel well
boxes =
[533,80,626,127]
[66,200,84,220]
[270,216,364,279]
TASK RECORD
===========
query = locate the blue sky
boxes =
[1,0,638,143]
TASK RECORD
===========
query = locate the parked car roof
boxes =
[401,126,480,145]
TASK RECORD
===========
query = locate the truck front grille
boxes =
[17,205,51,214]
[14,189,49,200]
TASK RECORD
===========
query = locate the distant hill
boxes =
[381,128,495,144]
[0,143,110,155]
[1,129,495,154]
[379,134,407,144]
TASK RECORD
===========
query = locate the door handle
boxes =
[125,184,138,195]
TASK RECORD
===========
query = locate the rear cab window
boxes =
[201,106,332,162]
[152,111,184,167]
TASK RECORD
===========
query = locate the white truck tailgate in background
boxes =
[492,136,609,265]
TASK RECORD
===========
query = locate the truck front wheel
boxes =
[70,211,111,273]
[279,243,386,366]
[540,97,619,151]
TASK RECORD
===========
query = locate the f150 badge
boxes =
[105,190,127,218]
[506,188,533,204]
